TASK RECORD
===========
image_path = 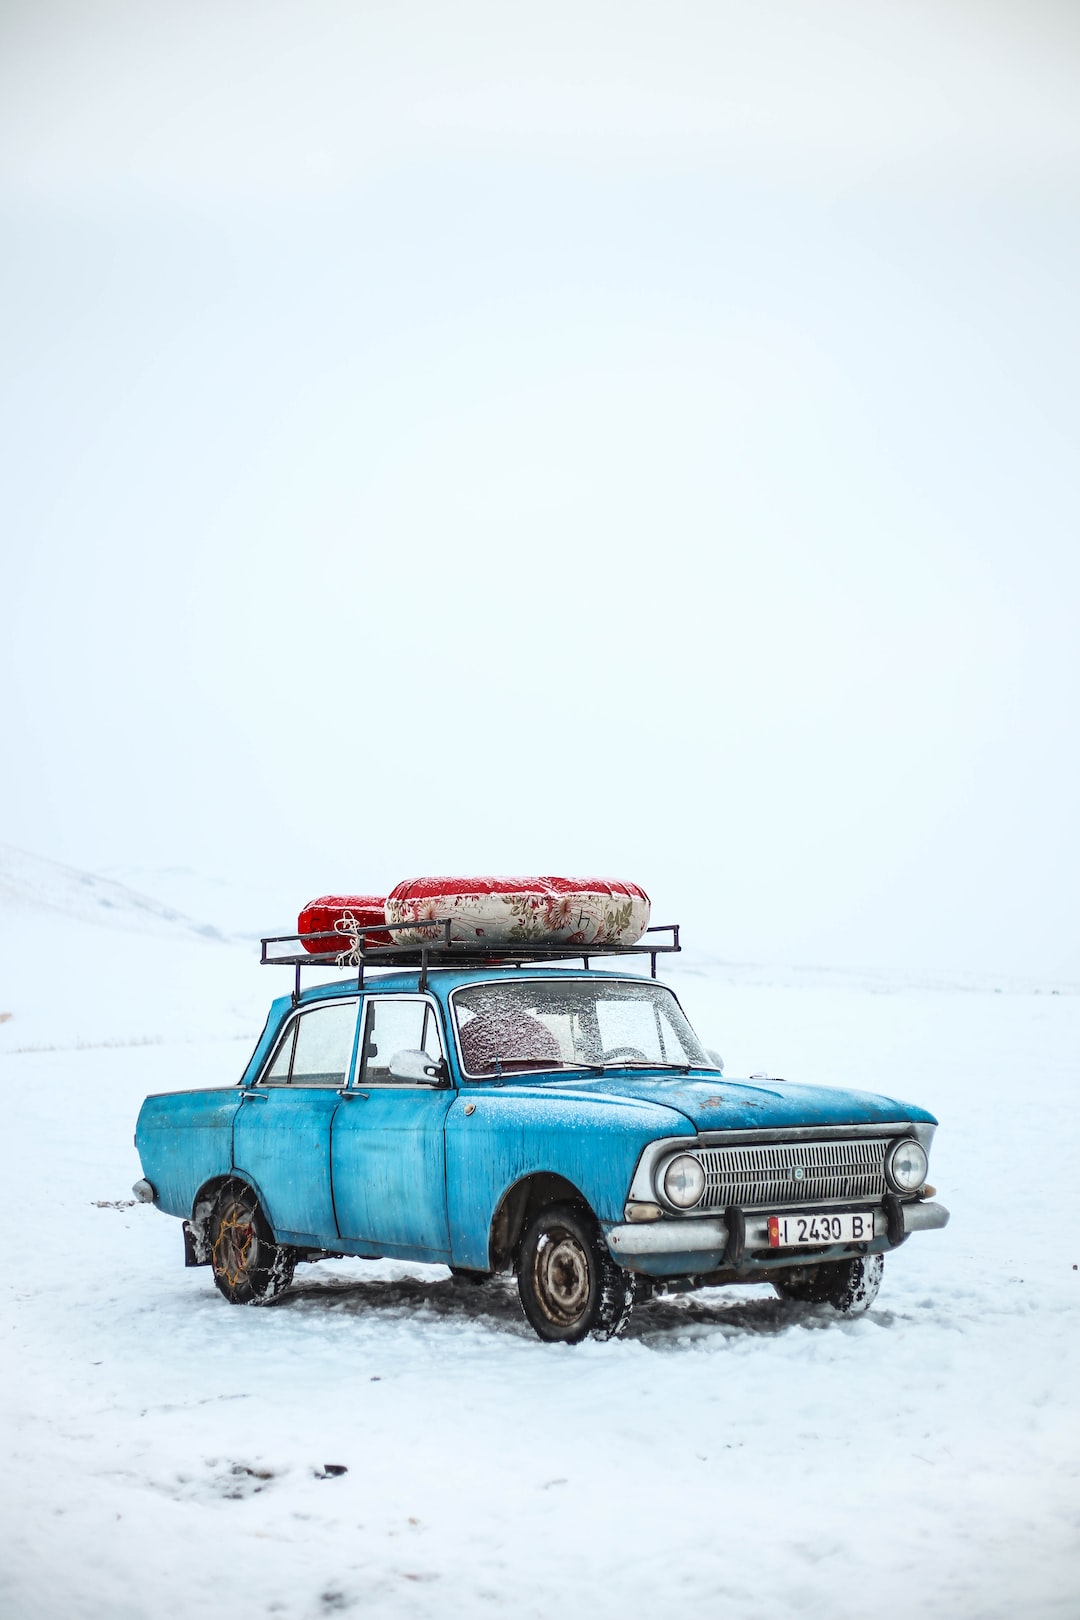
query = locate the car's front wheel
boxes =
[517,1203,636,1344]
[773,1253,884,1315]
[208,1184,295,1306]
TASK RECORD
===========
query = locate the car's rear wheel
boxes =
[208,1184,295,1306]
[517,1202,636,1344]
[773,1253,883,1315]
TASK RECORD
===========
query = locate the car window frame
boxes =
[351,992,450,1090]
[254,996,362,1089]
[448,975,704,1080]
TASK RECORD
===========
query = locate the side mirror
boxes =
[387,1049,446,1085]
[706,1048,724,1072]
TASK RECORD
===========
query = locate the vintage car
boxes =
[133,920,949,1343]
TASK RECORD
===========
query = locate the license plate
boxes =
[767,1211,876,1248]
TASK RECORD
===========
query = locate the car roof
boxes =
[295,964,660,1006]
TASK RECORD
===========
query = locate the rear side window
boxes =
[263,1023,297,1083]
[261,1001,358,1087]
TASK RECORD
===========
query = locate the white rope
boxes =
[333,910,368,968]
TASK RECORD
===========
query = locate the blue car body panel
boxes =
[134,966,939,1272]
[135,1088,241,1219]
[233,1088,340,1245]
[445,1088,693,1270]
[333,1089,456,1258]
[462,1071,935,1134]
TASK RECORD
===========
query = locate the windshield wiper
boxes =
[493,1059,696,1077]
[598,1060,693,1072]
[485,1059,608,1075]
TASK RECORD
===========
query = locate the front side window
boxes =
[451,978,711,1078]
[360,998,445,1085]
[261,1000,358,1087]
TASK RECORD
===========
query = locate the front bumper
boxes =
[604,1199,949,1276]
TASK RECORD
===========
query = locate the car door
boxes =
[232,997,360,1244]
[331,993,454,1259]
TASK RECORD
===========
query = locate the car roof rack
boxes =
[260,919,681,1001]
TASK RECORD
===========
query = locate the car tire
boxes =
[773,1253,884,1315]
[517,1202,636,1344]
[208,1184,295,1306]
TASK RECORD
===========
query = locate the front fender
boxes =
[444,1089,693,1270]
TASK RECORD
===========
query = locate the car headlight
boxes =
[885,1137,928,1194]
[661,1154,706,1209]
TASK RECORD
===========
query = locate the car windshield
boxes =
[451,978,713,1078]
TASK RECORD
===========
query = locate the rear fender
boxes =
[135,1089,242,1220]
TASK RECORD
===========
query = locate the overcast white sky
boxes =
[2,1,1078,979]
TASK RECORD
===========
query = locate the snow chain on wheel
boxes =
[516,1202,636,1344]
[773,1253,884,1315]
[208,1184,295,1306]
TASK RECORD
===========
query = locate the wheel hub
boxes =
[212,1205,255,1288]
[535,1230,591,1325]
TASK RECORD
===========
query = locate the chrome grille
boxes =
[695,1138,889,1210]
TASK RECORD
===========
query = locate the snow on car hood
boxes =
[502,1071,935,1130]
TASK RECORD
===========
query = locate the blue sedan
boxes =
[134,966,948,1342]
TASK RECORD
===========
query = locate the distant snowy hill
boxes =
[0,843,276,1054]
[94,861,296,941]
[0,843,225,940]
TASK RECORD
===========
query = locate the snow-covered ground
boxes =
[2,850,1078,1619]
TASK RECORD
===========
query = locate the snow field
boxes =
[1,899,1079,1618]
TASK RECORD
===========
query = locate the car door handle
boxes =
[240,1090,268,1102]
[337,1089,369,1099]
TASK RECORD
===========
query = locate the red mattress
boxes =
[384,876,651,949]
[297,896,391,954]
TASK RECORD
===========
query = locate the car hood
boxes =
[506,1071,935,1131]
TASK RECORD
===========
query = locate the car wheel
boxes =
[517,1202,636,1344]
[773,1253,884,1315]
[208,1184,295,1306]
